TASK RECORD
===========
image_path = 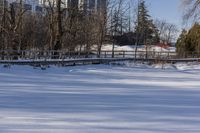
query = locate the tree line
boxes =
[0,0,108,56]
[0,0,179,57]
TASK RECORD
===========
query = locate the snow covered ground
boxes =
[99,44,176,52]
[0,63,200,133]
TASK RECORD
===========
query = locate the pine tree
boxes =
[176,29,188,57]
[176,23,200,57]
[185,23,200,55]
[135,0,159,45]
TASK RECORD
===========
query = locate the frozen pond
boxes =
[0,64,200,133]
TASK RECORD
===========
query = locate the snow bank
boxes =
[152,62,200,72]
[111,61,200,72]
[175,62,200,71]
[100,44,176,52]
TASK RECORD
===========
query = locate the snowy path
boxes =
[0,65,200,133]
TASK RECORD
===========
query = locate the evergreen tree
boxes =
[135,0,159,45]
[176,29,188,57]
[176,23,200,57]
[185,23,200,54]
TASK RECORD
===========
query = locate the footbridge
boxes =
[0,50,199,65]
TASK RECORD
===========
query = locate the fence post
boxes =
[123,51,125,58]
[167,52,170,59]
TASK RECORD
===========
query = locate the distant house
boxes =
[156,43,171,49]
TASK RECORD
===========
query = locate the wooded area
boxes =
[0,0,199,59]
[0,0,179,54]
[0,0,109,56]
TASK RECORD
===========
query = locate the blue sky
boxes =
[144,0,183,28]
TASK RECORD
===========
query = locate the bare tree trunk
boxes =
[54,0,63,51]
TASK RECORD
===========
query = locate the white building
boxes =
[3,0,106,12]
[4,0,40,11]
[24,0,40,11]
[39,0,106,11]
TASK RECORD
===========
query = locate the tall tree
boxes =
[54,0,63,50]
[176,29,188,57]
[135,0,159,45]
[176,24,200,57]
[110,0,125,57]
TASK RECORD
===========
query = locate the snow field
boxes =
[0,63,200,133]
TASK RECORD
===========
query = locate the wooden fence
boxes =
[0,50,177,61]
[0,50,200,65]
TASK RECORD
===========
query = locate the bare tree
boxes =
[1,0,28,53]
[54,0,63,50]
[182,0,200,21]
[96,0,109,58]
[0,0,133,59]
[42,0,57,50]
[109,0,128,57]
[0,0,7,51]
[154,19,179,44]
